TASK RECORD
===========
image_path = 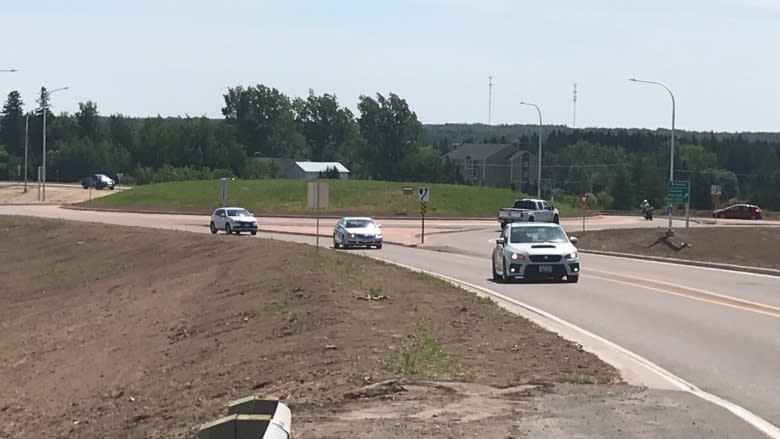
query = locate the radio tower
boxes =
[488,76,493,125]
[572,82,578,129]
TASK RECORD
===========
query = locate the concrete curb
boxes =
[580,249,780,277]
[63,205,208,216]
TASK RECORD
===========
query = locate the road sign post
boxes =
[117,172,124,191]
[417,187,430,244]
[685,180,691,229]
[711,185,722,213]
[579,194,589,232]
[667,180,689,230]
[308,181,329,253]
[402,186,414,214]
[219,178,229,206]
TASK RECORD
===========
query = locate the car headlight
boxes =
[350,233,355,238]
[376,234,383,239]
[511,253,525,260]
[566,252,578,259]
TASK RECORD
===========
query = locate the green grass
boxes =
[384,321,465,379]
[80,179,579,217]
[473,295,496,306]
[262,299,288,314]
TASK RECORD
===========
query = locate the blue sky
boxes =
[2,0,779,131]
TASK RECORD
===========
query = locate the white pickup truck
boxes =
[497,198,559,228]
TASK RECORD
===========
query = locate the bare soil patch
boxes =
[578,227,780,270]
[0,217,617,438]
[0,183,115,205]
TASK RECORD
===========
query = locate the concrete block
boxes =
[198,414,274,439]
[228,396,280,416]
[198,414,237,439]
[235,415,272,437]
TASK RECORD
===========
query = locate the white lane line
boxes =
[370,255,780,439]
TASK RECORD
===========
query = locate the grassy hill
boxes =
[79,179,581,217]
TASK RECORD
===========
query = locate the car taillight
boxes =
[755,208,761,213]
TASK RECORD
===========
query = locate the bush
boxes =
[318,166,341,179]
[595,191,614,210]
[129,165,236,185]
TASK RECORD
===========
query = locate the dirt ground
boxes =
[578,227,780,270]
[0,182,116,205]
[0,217,619,438]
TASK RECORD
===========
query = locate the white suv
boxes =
[210,207,258,235]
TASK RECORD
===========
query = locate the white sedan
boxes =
[492,222,580,283]
[333,217,383,249]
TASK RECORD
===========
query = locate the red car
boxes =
[712,204,762,220]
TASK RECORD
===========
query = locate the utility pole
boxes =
[572,83,578,128]
[488,76,493,125]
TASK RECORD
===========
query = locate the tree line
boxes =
[1,84,778,210]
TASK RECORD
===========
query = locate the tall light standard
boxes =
[39,86,69,202]
[520,101,543,198]
[629,78,676,229]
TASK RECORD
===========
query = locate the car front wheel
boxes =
[566,275,579,283]
[225,223,232,235]
[210,222,217,234]
[250,231,257,236]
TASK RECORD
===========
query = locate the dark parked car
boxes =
[712,203,762,220]
[81,173,115,190]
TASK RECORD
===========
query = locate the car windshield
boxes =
[344,219,374,228]
[226,209,251,217]
[510,226,568,244]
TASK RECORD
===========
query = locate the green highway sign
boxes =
[667,180,689,203]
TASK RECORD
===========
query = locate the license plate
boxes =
[539,265,553,273]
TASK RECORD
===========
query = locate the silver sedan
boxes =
[333,217,383,249]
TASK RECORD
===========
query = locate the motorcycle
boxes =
[641,207,654,220]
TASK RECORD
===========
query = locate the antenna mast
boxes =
[572,82,578,128]
[488,76,493,125]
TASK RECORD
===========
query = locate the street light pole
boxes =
[39,86,68,202]
[24,113,32,193]
[629,78,676,229]
[520,101,543,198]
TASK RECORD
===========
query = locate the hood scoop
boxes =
[531,244,556,248]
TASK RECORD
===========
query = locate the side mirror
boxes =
[569,236,579,246]
[496,238,505,246]
[377,224,382,228]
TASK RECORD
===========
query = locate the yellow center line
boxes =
[587,269,780,313]
[585,274,780,320]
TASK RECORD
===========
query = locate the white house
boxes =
[284,161,350,180]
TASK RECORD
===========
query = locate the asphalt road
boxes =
[2,205,779,437]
